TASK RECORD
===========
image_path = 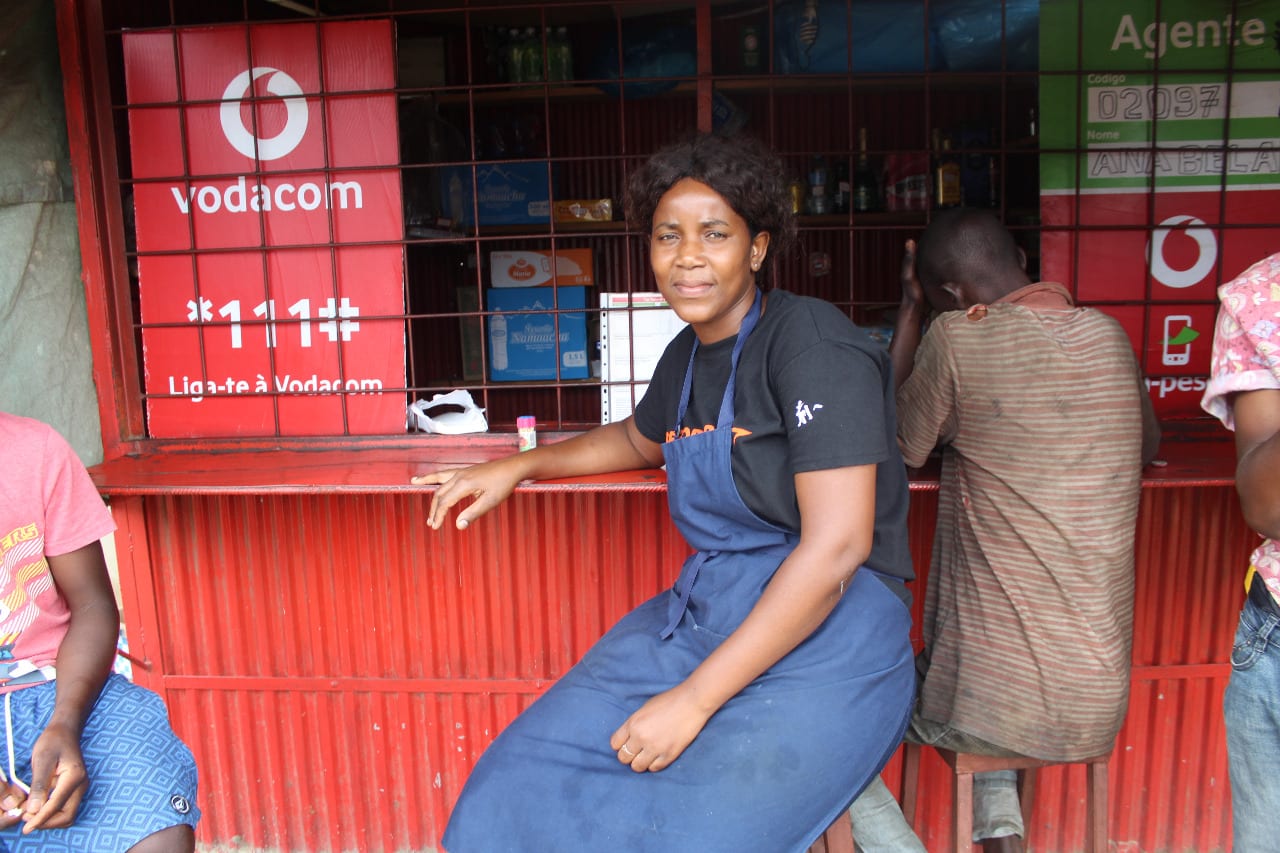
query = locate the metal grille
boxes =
[62,4,1080,438]
[81,0,1275,443]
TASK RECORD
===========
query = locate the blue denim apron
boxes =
[443,291,914,853]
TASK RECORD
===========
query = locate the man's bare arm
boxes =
[1233,388,1280,540]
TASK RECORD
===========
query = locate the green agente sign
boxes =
[1040,0,1280,192]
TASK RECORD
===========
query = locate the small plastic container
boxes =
[517,415,537,452]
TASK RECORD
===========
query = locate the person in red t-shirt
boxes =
[0,411,199,852]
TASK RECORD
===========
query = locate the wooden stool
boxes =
[899,743,1110,852]
[807,810,855,853]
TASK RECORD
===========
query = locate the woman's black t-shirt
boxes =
[632,289,914,591]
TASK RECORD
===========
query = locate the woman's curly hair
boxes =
[625,133,796,286]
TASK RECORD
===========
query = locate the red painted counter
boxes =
[91,437,1253,852]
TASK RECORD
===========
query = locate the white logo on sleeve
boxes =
[794,400,823,427]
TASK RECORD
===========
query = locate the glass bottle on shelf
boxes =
[788,177,806,214]
[833,158,850,215]
[522,26,543,82]
[933,128,962,209]
[742,25,761,73]
[548,26,573,82]
[506,28,525,84]
[545,27,562,82]
[806,155,830,215]
[490,312,509,371]
[852,127,879,213]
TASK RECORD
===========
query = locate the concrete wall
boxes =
[0,0,102,465]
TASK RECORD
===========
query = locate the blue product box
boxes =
[487,286,590,381]
[773,0,938,74]
[440,162,556,228]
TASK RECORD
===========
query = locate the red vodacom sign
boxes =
[124,20,405,438]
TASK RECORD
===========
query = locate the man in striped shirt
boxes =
[850,209,1159,853]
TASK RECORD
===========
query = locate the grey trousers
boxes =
[847,713,1027,852]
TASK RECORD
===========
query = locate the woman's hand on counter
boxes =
[413,455,530,530]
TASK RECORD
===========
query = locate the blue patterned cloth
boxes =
[0,674,199,852]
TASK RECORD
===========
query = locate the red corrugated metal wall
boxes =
[109,481,1255,852]
[117,489,692,851]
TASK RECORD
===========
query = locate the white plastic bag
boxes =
[408,390,489,435]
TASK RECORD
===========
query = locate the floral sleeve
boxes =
[1201,253,1280,431]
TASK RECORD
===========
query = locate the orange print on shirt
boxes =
[664,424,752,444]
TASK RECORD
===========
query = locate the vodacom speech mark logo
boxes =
[220,67,308,161]
[1147,214,1218,289]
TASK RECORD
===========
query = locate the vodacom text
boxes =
[170,175,365,215]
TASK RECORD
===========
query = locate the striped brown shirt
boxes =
[898,283,1145,761]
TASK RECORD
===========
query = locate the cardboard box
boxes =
[553,199,613,223]
[487,286,590,381]
[599,292,685,423]
[440,162,556,227]
[489,249,594,288]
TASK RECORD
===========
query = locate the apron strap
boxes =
[664,290,765,639]
[660,550,716,639]
[673,289,763,432]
